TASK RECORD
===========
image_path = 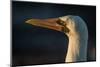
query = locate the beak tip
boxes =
[25,19,34,24]
[25,20,30,23]
[25,19,37,25]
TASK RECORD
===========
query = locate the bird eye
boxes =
[56,19,62,25]
[56,19,66,26]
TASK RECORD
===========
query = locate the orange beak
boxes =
[25,18,63,32]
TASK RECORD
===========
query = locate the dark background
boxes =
[12,1,96,66]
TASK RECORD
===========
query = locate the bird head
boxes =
[25,15,88,37]
[59,15,88,37]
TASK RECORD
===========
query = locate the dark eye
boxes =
[56,19,62,25]
[56,19,65,26]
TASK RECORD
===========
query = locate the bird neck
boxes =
[65,32,87,62]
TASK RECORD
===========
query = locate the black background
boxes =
[12,1,96,66]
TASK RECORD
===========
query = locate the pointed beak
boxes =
[25,18,63,32]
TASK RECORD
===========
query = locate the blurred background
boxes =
[12,1,96,66]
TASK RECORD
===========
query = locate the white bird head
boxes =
[59,15,88,38]
[25,15,88,38]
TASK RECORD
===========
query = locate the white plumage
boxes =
[59,16,88,62]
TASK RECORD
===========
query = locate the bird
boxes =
[25,15,88,63]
